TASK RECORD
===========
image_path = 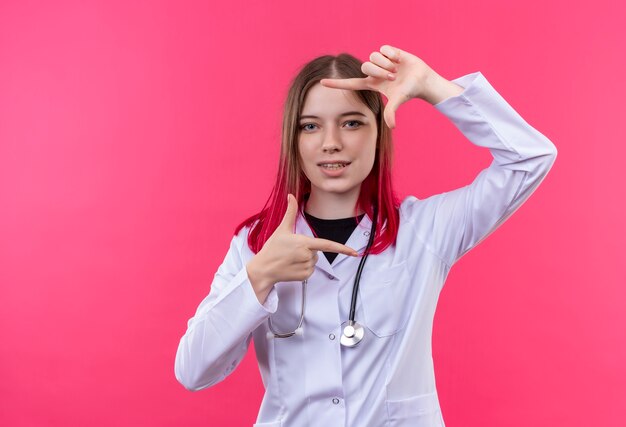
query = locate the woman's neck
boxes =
[304,188,364,219]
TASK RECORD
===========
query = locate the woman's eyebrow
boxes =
[299,111,367,120]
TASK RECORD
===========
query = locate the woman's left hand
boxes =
[320,45,448,129]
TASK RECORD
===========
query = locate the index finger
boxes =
[319,77,369,91]
[305,236,359,256]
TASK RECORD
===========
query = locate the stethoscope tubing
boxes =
[267,279,307,338]
[267,201,378,347]
[348,202,378,323]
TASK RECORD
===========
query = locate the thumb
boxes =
[384,96,403,129]
[277,193,298,233]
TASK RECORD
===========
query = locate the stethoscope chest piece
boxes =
[340,320,364,347]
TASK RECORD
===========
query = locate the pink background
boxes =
[1,0,624,426]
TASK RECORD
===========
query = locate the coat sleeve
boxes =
[174,227,279,391]
[401,71,558,268]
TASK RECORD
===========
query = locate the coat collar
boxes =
[295,210,374,278]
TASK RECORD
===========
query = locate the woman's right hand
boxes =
[246,194,359,303]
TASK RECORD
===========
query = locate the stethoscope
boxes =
[267,203,378,348]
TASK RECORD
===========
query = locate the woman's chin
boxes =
[310,183,361,196]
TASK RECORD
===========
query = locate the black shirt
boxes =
[303,211,365,265]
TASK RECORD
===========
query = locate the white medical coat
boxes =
[175,71,558,426]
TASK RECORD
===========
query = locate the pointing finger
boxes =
[305,236,359,256]
[319,77,370,91]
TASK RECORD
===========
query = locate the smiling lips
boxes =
[318,161,351,175]
[318,160,351,169]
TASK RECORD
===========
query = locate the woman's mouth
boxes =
[318,162,351,176]
[320,163,349,170]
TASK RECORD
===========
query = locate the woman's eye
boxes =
[345,120,362,128]
[300,121,362,131]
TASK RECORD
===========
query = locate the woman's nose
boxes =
[322,128,342,152]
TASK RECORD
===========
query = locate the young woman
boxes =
[175,45,558,427]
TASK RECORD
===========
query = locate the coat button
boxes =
[327,273,335,280]
[332,397,340,405]
[329,333,335,340]
[363,231,370,237]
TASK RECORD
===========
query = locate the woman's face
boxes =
[298,82,378,200]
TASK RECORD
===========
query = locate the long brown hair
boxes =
[234,52,401,255]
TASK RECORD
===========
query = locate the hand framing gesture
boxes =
[246,194,359,303]
[320,45,446,129]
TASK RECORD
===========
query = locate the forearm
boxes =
[425,71,557,266]
[434,72,558,167]
[175,317,251,391]
[175,260,279,390]
[420,71,465,105]
[246,258,275,305]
